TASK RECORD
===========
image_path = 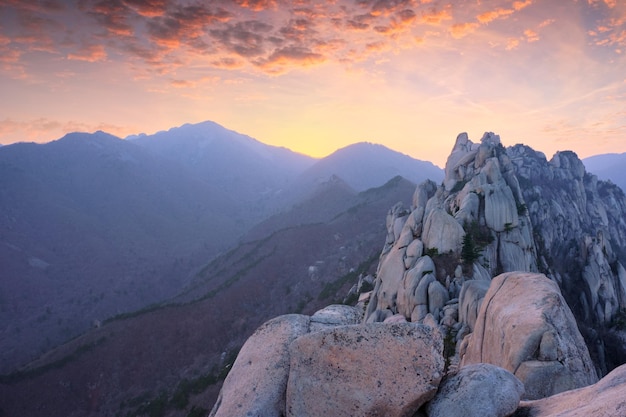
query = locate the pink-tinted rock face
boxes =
[460,272,598,399]
[209,314,310,417]
[286,322,444,417]
[515,363,626,417]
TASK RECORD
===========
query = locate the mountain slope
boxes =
[583,152,626,193]
[293,142,443,192]
[0,131,245,372]
[0,176,416,417]
[131,121,316,220]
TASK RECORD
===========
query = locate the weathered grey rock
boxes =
[454,190,480,225]
[427,280,449,318]
[310,304,363,332]
[374,246,406,313]
[514,363,626,417]
[509,144,626,335]
[458,279,489,332]
[209,314,310,417]
[460,272,598,399]
[404,239,424,269]
[427,363,524,417]
[286,323,444,417]
[422,208,465,254]
[483,179,519,233]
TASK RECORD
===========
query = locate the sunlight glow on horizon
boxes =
[1,0,625,167]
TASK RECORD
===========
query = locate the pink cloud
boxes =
[67,44,107,62]
[420,7,452,25]
[524,29,539,42]
[450,22,479,39]
[123,0,167,17]
[477,8,514,24]
[234,0,278,12]
[256,45,325,73]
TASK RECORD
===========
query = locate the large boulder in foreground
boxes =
[427,363,524,417]
[513,363,626,416]
[460,272,597,399]
[286,322,444,417]
[209,314,310,417]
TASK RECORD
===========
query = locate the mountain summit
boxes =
[210,131,626,416]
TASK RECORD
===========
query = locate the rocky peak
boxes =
[208,131,626,416]
[508,144,626,318]
[365,132,538,324]
[365,131,626,376]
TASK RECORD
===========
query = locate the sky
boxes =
[0,0,625,167]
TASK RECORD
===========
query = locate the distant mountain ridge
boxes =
[0,175,417,417]
[0,120,443,373]
[293,141,443,192]
[583,152,626,193]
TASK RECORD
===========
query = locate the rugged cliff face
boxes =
[508,144,626,373]
[365,131,626,376]
[365,132,539,324]
[208,132,626,416]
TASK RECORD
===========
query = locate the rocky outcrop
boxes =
[287,323,444,417]
[514,363,626,416]
[209,314,310,417]
[309,304,363,332]
[363,132,626,378]
[458,279,489,332]
[211,131,626,415]
[210,309,443,417]
[365,132,537,328]
[460,272,598,399]
[509,145,626,326]
[427,363,524,417]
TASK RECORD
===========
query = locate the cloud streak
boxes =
[0,0,548,76]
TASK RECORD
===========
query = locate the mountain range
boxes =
[1,121,625,417]
[0,120,442,374]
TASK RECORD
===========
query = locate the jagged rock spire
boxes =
[365,132,537,324]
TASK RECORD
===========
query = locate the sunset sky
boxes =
[1,0,625,166]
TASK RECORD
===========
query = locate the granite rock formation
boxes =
[210,131,626,415]
[460,272,597,399]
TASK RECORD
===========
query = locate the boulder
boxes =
[426,363,524,417]
[209,314,310,417]
[286,323,444,417]
[404,239,424,269]
[460,272,598,399]
[514,363,626,417]
[427,280,449,318]
[458,279,489,332]
[483,183,519,232]
[422,208,465,254]
[310,304,363,332]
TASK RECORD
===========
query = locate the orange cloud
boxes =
[420,7,452,25]
[477,8,514,24]
[506,38,520,50]
[123,0,167,17]
[450,22,479,39]
[524,29,539,42]
[258,45,325,72]
[67,44,107,62]
[513,0,533,11]
[366,41,387,52]
[235,0,278,11]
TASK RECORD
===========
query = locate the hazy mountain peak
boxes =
[295,141,443,193]
[583,152,626,193]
